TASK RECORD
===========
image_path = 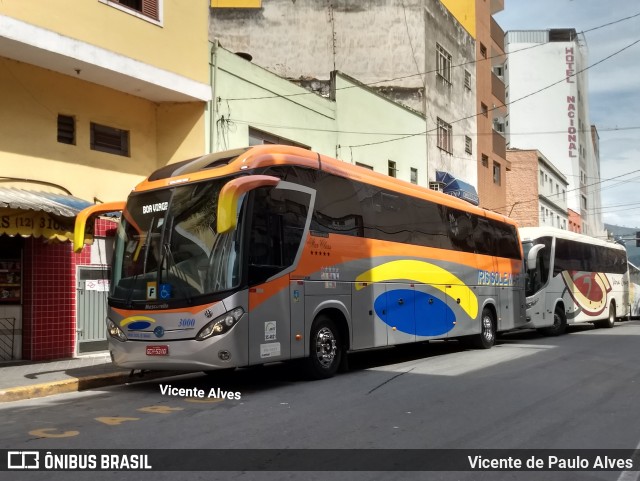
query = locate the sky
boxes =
[494,0,640,230]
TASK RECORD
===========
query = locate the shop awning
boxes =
[0,188,92,217]
[0,188,93,241]
[435,171,479,206]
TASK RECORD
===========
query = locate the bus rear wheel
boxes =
[538,306,567,336]
[306,315,342,380]
[471,308,496,349]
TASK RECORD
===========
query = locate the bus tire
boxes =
[596,302,616,329]
[306,315,342,380]
[471,307,496,349]
[538,306,567,336]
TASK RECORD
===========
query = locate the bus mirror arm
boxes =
[527,244,545,271]
[73,201,126,253]
[217,175,280,234]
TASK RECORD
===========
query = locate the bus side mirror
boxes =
[526,244,545,271]
[73,201,126,253]
[217,175,280,234]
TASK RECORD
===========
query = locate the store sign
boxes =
[0,209,75,241]
[85,279,109,292]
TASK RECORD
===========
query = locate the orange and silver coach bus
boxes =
[75,145,527,379]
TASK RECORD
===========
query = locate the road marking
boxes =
[95,416,140,426]
[138,405,184,414]
[184,397,225,404]
[28,428,79,438]
[617,437,640,481]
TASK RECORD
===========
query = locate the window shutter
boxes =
[142,0,159,20]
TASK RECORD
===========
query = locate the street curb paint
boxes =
[0,371,173,403]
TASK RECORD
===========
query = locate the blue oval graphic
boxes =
[127,321,152,331]
[374,289,455,337]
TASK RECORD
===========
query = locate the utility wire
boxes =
[219,11,640,103]
[345,36,640,148]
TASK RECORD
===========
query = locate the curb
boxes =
[0,371,173,403]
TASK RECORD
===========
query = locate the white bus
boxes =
[520,226,629,335]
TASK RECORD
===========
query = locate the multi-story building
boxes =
[210,0,478,196]
[504,28,604,237]
[441,0,509,214]
[0,0,211,360]
[506,149,568,229]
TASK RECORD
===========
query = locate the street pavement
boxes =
[0,352,172,402]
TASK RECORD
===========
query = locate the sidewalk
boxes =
[0,353,172,403]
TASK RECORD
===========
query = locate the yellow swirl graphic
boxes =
[355,260,478,319]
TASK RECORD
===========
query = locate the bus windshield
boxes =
[111,178,242,304]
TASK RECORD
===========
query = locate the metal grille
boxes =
[0,317,16,361]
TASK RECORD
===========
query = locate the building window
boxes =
[100,0,160,22]
[388,160,397,178]
[465,136,472,155]
[480,43,487,58]
[464,70,472,90]
[481,103,488,117]
[481,154,489,167]
[410,167,418,184]
[581,195,588,211]
[356,162,374,170]
[436,118,453,154]
[436,44,452,84]
[57,114,75,145]
[540,170,544,186]
[493,161,501,185]
[90,122,130,157]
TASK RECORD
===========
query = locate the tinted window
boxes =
[247,186,310,285]
[554,238,627,275]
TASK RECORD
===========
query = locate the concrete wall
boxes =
[0,0,210,83]
[211,45,337,154]
[210,0,477,187]
[0,58,205,203]
[211,45,474,190]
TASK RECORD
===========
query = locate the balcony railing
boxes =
[492,130,506,159]
[491,72,505,105]
[490,16,505,51]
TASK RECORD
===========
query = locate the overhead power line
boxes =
[219,11,640,103]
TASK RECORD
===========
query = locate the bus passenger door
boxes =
[245,182,315,365]
[385,283,416,345]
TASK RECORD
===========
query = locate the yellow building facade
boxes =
[0,0,211,361]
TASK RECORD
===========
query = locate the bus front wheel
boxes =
[596,302,616,329]
[306,315,342,380]
[538,306,567,336]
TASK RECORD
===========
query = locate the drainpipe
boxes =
[209,39,220,154]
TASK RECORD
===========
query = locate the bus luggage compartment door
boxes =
[383,283,416,345]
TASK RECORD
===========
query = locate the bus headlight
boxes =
[106,318,128,342]
[196,307,244,341]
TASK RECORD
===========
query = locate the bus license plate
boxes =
[146,345,169,356]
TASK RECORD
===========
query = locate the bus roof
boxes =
[135,144,516,227]
[519,226,626,251]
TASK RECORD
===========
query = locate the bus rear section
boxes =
[520,226,629,335]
